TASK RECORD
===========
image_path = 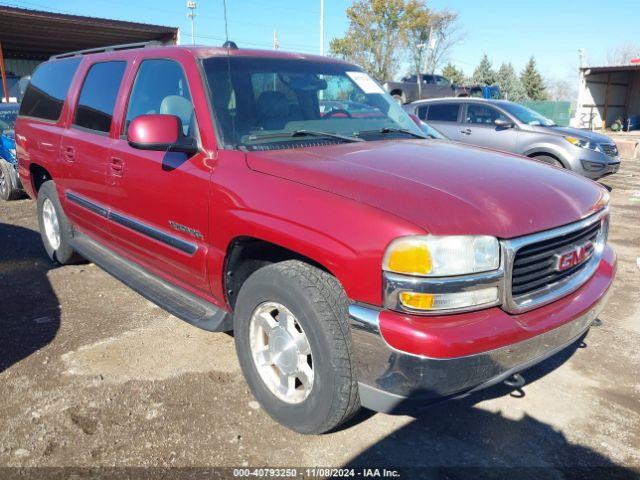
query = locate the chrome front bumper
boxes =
[349,287,610,413]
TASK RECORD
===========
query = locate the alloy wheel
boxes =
[42,198,61,250]
[249,301,314,404]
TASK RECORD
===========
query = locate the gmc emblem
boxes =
[554,241,594,272]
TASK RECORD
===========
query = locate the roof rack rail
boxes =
[50,41,164,60]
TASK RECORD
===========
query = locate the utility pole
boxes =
[187,0,197,46]
[319,0,324,55]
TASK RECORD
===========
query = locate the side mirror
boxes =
[494,118,515,129]
[127,114,198,155]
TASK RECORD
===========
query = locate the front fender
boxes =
[208,156,424,307]
[522,144,569,166]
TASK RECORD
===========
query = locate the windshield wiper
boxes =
[248,129,364,143]
[358,128,428,139]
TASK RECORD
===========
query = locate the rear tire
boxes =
[0,160,21,201]
[37,180,79,264]
[233,260,360,434]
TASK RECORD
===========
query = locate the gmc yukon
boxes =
[15,43,616,434]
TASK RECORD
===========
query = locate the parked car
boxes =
[0,103,21,201]
[384,73,458,104]
[16,44,615,434]
[404,98,621,179]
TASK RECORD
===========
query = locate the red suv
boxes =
[15,43,616,434]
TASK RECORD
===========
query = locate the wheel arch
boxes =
[222,234,348,312]
[524,148,567,168]
[29,163,53,195]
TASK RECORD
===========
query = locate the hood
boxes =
[527,125,613,143]
[246,140,607,239]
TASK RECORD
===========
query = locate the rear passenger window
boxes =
[19,58,81,121]
[125,60,194,136]
[426,103,459,122]
[74,62,126,133]
[465,104,508,125]
[417,105,428,120]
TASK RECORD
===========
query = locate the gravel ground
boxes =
[0,158,638,478]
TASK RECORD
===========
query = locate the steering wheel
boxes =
[324,109,352,119]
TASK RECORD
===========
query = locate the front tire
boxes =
[37,180,78,264]
[0,160,21,201]
[233,260,360,434]
[534,154,564,168]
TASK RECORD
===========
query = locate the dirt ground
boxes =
[0,158,639,478]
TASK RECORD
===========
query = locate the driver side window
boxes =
[125,59,196,137]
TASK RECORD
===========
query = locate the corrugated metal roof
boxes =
[0,6,178,60]
[581,64,640,74]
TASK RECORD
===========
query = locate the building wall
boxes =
[3,58,41,77]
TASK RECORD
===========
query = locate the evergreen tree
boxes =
[495,63,528,102]
[520,57,547,100]
[442,63,465,85]
[472,54,495,86]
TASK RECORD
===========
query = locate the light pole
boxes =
[187,0,197,46]
[320,0,324,55]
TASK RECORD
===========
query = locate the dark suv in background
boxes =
[404,98,621,179]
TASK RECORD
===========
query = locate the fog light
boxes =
[399,287,499,312]
[399,292,434,310]
[581,160,605,172]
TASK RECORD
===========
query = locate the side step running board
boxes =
[70,232,232,332]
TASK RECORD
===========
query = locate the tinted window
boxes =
[465,104,508,125]
[126,59,194,136]
[417,105,428,120]
[426,103,459,122]
[19,58,81,121]
[74,62,126,133]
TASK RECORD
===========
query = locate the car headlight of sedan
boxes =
[565,136,601,152]
[382,235,502,313]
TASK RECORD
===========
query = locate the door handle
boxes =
[460,128,472,135]
[110,157,124,177]
[61,145,75,162]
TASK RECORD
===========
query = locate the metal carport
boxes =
[573,64,640,131]
[0,6,178,101]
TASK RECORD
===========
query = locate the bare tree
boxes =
[423,9,464,74]
[545,77,576,101]
[606,43,640,65]
[404,3,434,78]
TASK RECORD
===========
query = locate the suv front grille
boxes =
[600,143,618,157]
[511,221,601,297]
[503,209,608,313]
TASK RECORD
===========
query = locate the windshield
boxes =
[201,56,424,149]
[499,102,555,126]
[0,105,19,133]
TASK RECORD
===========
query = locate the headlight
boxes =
[382,235,500,277]
[565,136,600,152]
